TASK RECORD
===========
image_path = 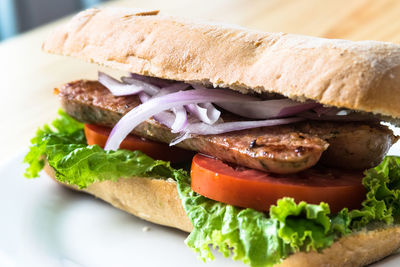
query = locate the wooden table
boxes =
[1,0,400,162]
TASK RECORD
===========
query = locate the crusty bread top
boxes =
[43,8,400,118]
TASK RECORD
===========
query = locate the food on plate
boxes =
[25,7,400,267]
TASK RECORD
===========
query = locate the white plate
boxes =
[1,148,400,267]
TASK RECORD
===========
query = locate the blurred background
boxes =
[2,0,400,43]
[0,0,110,41]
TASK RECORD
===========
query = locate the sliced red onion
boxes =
[98,72,146,96]
[139,82,191,102]
[170,131,191,146]
[152,83,190,132]
[153,83,190,97]
[171,106,188,133]
[138,92,151,103]
[152,110,175,128]
[217,99,319,119]
[165,82,190,91]
[190,84,211,90]
[105,89,257,150]
[278,101,321,117]
[138,92,173,128]
[120,76,133,84]
[153,83,211,130]
[185,103,221,124]
[129,73,174,88]
[139,90,187,132]
[185,117,304,135]
[191,83,318,119]
[104,74,372,150]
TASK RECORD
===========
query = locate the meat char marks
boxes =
[59,80,397,174]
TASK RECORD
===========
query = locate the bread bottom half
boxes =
[44,162,400,267]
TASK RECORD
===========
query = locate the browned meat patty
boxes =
[58,80,397,173]
[297,122,397,169]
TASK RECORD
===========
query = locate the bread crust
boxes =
[43,161,193,232]
[277,227,400,267]
[43,162,400,266]
[43,8,400,118]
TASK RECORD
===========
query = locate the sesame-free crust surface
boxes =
[43,7,400,118]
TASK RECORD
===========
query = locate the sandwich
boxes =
[24,7,400,267]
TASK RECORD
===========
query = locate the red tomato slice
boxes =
[191,154,366,213]
[84,124,194,163]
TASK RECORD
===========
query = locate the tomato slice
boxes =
[191,154,366,213]
[84,124,194,163]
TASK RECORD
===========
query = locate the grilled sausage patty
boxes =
[58,80,397,173]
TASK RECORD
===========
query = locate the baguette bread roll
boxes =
[43,162,400,267]
[41,7,400,266]
[43,8,400,118]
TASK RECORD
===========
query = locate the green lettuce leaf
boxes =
[24,110,186,188]
[270,198,333,252]
[24,111,400,267]
[349,156,400,228]
[23,110,86,178]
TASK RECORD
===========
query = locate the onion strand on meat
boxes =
[99,72,368,149]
